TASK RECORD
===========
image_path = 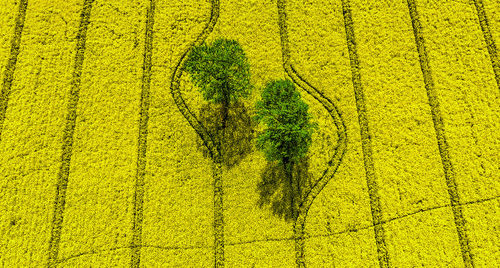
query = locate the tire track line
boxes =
[340,1,390,267]
[406,0,474,266]
[54,194,500,266]
[276,0,348,266]
[130,0,156,267]
[0,0,28,142]
[46,0,94,266]
[169,0,223,266]
[312,194,499,239]
[472,0,500,90]
[170,2,220,162]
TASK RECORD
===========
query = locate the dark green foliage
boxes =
[184,38,253,105]
[254,79,318,166]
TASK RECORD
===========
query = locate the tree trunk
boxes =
[220,84,230,131]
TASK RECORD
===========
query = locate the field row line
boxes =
[276,0,349,266]
[0,0,497,267]
[0,0,28,142]
[46,0,95,267]
[406,0,473,266]
[53,194,499,266]
[170,4,221,162]
[169,0,224,267]
[130,0,156,267]
[340,0,390,266]
[472,0,500,90]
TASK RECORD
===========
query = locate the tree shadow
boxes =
[196,100,257,168]
[256,156,314,222]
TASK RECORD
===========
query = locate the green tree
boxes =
[184,38,253,131]
[254,79,318,219]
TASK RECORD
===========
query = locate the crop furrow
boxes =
[472,0,500,90]
[169,0,224,266]
[340,0,390,267]
[130,0,156,267]
[406,0,474,266]
[54,193,499,266]
[276,0,348,266]
[46,0,94,266]
[310,194,500,240]
[0,0,28,142]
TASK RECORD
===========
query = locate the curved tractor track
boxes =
[169,0,224,267]
[276,0,348,266]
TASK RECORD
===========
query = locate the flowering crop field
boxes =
[0,0,498,267]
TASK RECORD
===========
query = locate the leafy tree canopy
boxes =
[184,38,253,104]
[254,79,318,165]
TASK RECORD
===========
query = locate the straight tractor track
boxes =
[46,0,94,266]
[0,0,489,267]
[169,0,224,266]
[53,194,499,266]
[340,0,390,267]
[472,0,500,90]
[131,0,156,267]
[406,0,474,266]
[0,0,28,142]
[276,0,348,266]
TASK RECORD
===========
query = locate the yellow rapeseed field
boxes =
[0,0,498,267]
